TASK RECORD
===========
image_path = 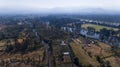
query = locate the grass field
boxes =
[81,24,119,32]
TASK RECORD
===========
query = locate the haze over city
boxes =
[0,0,120,14]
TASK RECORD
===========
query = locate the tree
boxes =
[100,28,110,37]
[106,61,112,67]
[87,27,95,33]
[87,64,94,67]
[0,32,4,40]
[5,44,13,52]
[74,57,80,66]
[96,56,103,63]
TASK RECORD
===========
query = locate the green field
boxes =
[81,24,119,32]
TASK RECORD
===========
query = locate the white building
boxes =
[61,41,66,45]
[63,52,69,55]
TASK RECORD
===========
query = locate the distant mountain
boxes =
[0,7,120,15]
[49,7,120,15]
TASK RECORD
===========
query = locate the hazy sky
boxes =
[0,0,120,10]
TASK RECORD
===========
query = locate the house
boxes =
[61,41,66,45]
[63,52,69,55]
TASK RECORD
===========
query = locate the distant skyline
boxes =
[0,0,120,14]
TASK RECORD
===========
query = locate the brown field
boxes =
[0,40,6,47]
[70,42,99,66]
[105,56,120,67]
[70,37,120,67]
[0,47,45,67]
[17,39,24,43]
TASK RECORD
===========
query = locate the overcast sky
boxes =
[0,0,120,11]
